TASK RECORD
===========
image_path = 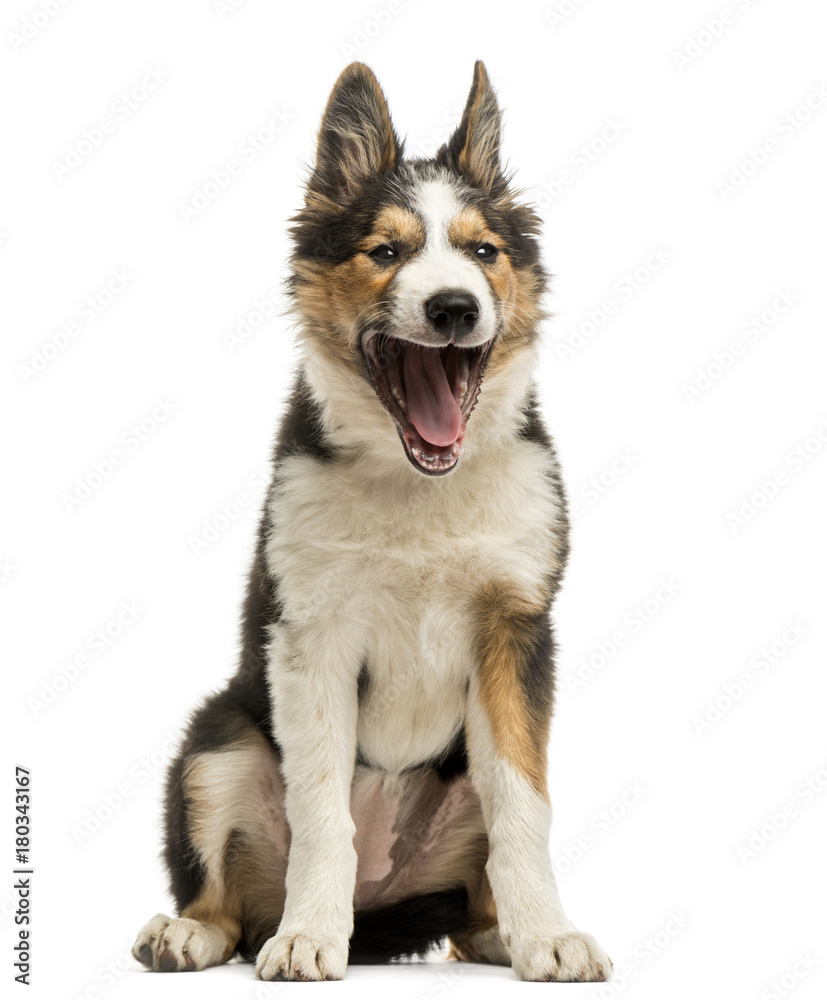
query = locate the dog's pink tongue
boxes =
[403,347,462,447]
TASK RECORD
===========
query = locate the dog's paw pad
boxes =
[513,930,612,982]
[134,941,154,968]
[256,930,347,981]
[132,913,170,970]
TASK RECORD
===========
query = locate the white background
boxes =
[2,0,826,998]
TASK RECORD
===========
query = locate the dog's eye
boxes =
[475,243,498,261]
[368,244,398,263]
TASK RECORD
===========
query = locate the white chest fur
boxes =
[265,434,563,775]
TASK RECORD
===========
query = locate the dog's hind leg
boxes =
[132,740,245,974]
[131,910,237,973]
[447,869,510,966]
[133,712,289,972]
[347,764,509,965]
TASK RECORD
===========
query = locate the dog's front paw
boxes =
[255,928,348,981]
[512,930,612,982]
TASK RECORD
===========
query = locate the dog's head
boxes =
[290,61,546,476]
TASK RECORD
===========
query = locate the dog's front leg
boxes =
[466,584,612,982]
[256,624,360,982]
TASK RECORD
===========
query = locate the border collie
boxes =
[132,60,611,983]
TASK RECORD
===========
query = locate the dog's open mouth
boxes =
[363,334,492,475]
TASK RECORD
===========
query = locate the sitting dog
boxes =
[132,60,612,983]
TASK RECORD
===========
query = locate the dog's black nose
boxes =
[425,290,480,342]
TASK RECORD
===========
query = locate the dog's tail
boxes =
[348,887,469,964]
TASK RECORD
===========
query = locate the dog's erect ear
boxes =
[446,61,503,192]
[308,62,401,206]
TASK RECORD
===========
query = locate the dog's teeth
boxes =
[391,386,406,411]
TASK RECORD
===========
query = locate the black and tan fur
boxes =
[132,61,611,983]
